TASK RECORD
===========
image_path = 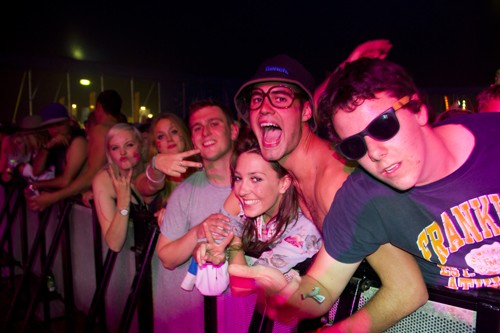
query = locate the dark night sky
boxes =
[1,0,499,123]
[3,1,499,85]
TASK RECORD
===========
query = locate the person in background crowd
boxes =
[477,83,500,113]
[154,99,238,333]
[0,123,15,180]
[27,103,87,192]
[83,111,97,139]
[0,123,15,158]
[1,115,50,183]
[28,90,122,210]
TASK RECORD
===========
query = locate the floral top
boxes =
[222,207,322,274]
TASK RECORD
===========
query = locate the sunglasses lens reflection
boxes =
[338,110,400,160]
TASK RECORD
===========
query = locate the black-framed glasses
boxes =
[336,96,412,161]
[243,85,302,111]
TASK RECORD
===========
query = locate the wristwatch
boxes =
[119,208,129,216]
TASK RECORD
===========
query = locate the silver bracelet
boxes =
[145,164,165,183]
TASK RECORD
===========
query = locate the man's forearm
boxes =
[323,283,427,333]
[158,228,198,270]
[268,274,335,323]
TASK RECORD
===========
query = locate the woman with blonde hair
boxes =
[135,113,202,223]
[93,122,158,251]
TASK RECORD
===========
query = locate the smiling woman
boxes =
[193,127,322,332]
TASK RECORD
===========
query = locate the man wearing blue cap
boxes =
[230,46,428,332]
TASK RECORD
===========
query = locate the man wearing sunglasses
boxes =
[313,58,499,330]
[231,52,428,332]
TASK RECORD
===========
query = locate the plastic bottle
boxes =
[46,273,56,293]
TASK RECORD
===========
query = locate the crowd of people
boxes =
[0,39,499,333]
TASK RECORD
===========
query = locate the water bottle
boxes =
[46,273,56,293]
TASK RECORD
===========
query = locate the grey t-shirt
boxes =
[154,170,231,333]
[161,170,231,240]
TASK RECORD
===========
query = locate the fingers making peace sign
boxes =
[154,149,203,178]
[194,222,234,266]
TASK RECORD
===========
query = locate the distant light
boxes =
[71,47,84,60]
[80,79,91,86]
[147,113,153,119]
[72,104,77,109]
[140,106,146,111]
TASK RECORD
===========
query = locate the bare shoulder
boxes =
[316,151,350,210]
[89,123,112,142]
[68,135,88,150]
[93,167,111,187]
[223,191,240,216]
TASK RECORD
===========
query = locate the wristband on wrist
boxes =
[146,164,165,183]
[151,154,158,170]
[228,242,243,251]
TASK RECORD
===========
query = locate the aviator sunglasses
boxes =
[336,95,413,161]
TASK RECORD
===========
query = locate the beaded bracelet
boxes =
[145,164,165,183]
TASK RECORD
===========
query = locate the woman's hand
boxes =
[194,222,233,266]
[81,190,94,207]
[154,207,166,227]
[26,191,57,211]
[196,212,232,242]
[108,166,132,209]
[344,39,392,65]
[154,149,202,177]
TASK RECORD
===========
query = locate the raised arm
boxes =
[27,124,108,211]
[92,167,132,252]
[32,133,70,177]
[134,149,202,197]
[314,39,393,105]
[33,136,87,189]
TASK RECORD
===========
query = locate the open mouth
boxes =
[260,122,282,147]
[202,139,216,147]
[243,199,259,206]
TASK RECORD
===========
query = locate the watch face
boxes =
[120,209,129,216]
